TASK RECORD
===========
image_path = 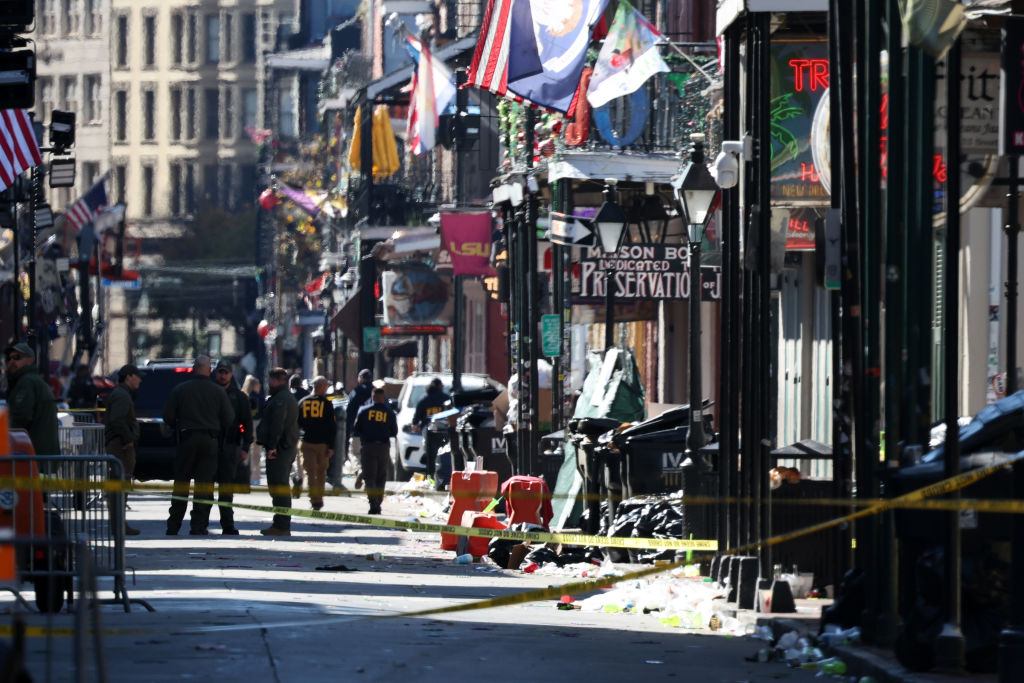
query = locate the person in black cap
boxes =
[213,359,254,534]
[346,369,373,488]
[4,342,60,460]
[412,378,449,478]
[105,364,142,535]
[162,355,234,536]
[297,376,338,510]
[256,367,299,536]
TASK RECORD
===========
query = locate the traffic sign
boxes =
[549,212,593,247]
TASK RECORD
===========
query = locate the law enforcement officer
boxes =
[4,343,60,461]
[257,367,299,536]
[353,387,397,515]
[297,376,338,510]
[346,369,373,488]
[213,359,254,535]
[105,364,142,535]
[412,378,449,478]
[163,355,234,536]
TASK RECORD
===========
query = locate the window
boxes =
[222,87,234,140]
[219,165,234,209]
[142,165,154,217]
[112,164,127,203]
[224,13,234,63]
[84,75,101,123]
[170,163,183,216]
[185,163,196,214]
[206,15,221,64]
[202,164,217,206]
[278,83,296,137]
[242,14,257,63]
[187,12,198,64]
[115,14,128,67]
[242,88,259,129]
[60,76,79,114]
[41,0,57,35]
[171,14,184,66]
[169,88,182,141]
[114,89,127,142]
[240,164,256,204]
[185,88,197,140]
[38,78,55,124]
[62,0,80,36]
[85,0,102,36]
[204,88,219,140]
[143,15,156,68]
[82,162,100,187]
[143,89,156,141]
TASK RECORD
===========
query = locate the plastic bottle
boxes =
[453,553,473,565]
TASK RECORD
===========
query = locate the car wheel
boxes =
[391,451,411,482]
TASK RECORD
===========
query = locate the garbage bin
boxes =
[569,417,621,534]
[423,419,450,482]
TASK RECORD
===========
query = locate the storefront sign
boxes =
[541,314,561,357]
[936,52,1001,154]
[575,244,722,301]
[1001,16,1024,155]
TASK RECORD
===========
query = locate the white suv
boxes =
[392,372,503,479]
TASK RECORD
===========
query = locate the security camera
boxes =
[712,137,753,190]
[713,151,739,189]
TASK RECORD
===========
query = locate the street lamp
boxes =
[672,133,721,457]
[594,180,628,353]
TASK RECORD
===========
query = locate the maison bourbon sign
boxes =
[574,244,722,302]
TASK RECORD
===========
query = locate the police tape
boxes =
[179,496,719,551]
[4,474,1024,512]
[6,451,1021,637]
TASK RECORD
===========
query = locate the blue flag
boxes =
[506,0,609,114]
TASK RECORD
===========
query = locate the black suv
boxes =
[127,361,198,481]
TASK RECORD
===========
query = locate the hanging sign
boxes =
[574,244,722,302]
[440,211,495,276]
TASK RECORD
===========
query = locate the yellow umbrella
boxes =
[372,105,400,179]
[347,105,363,170]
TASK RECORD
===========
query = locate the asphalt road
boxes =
[8,479,827,682]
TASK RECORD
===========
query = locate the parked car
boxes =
[391,372,504,479]
[118,360,198,481]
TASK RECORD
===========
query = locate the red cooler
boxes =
[442,470,499,550]
[501,475,553,529]
[459,511,506,557]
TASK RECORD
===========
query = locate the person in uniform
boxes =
[4,343,60,461]
[104,364,142,536]
[353,387,397,515]
[412,378,449,478]
[257,367,299,536]
[345,369,373,488]
[162,355,234,536]
[213,359,254,535]
[297,376,338,510]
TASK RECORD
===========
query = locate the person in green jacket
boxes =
[5,343,60,461]
[256,367,299,536]
[105,364,143,535]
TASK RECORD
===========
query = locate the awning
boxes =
[716,0,827,36]
[331,289,362,344]
[547,151,682,184]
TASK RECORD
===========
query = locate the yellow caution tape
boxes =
[180,496,719,550]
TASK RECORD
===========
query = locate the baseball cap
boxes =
[5,343,34,359]
[358,369,372,381]
[117,364,140,382]
[215,359,233,373]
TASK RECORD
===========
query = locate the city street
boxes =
[10,481,824,682]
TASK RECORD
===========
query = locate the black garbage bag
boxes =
[895,547,1009,673]
[524,545,559,566]
[487,536,518,568]
[553,545,591,566]
[821,567,865,631]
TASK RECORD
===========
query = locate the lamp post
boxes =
[673,134,721,457]
[594,180,628,352]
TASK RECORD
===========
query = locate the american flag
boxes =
[467,0,514,99]
[0,109,42,193]
[65,176,108,232]
[405,37,455,155]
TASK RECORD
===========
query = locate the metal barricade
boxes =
[0,454,152,613]
[58,423,106,458]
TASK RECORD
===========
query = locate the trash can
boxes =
[422,419,450,482]
[568,417,621,534]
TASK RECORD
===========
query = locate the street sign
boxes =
[101,277,141,289]
[541,314,561,357]
[549,212,594,246]
[363,326,381,352]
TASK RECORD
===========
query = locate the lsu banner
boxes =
[440,211,495,277]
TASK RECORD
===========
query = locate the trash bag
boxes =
[524,545,559,566]
[821,567,864,631]
[487,536,518,568]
